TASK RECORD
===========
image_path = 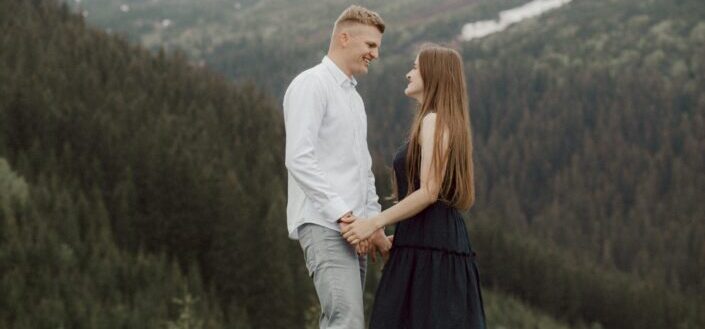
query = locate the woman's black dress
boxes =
[369,142,486,329]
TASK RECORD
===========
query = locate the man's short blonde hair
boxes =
[334,5,385,33]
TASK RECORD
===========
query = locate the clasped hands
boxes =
[338,212,393,264]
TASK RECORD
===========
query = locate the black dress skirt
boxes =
[369,142,486,329]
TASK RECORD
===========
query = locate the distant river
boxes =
[460,0,572,41]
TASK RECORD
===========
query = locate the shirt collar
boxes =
[322,56,357,88]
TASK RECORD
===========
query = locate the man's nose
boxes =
[371,48,379,59]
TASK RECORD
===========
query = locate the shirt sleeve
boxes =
[365,166,382,218]
[283,74,351,222]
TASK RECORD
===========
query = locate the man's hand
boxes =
[355,239,370,256]
[368,242,379,263]
[338,212,357,232]
[370,229,392,264]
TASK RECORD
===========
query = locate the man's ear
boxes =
[339,31,350,48]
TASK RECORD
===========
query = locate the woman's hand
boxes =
[341,217,381,245]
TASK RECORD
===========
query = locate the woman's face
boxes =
[404,56,424,102]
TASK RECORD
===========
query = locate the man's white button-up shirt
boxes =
[283,56,382,240]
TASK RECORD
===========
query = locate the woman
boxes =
[342,44,486,329]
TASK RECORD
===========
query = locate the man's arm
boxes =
[365,166,382,218]
[284,75,351,222]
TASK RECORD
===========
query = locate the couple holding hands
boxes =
[284,5,486,329]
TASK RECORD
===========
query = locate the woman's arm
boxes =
[342,113,448,244]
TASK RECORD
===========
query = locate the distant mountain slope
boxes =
[456,1,705,326]
[462,0,705,293]
[0,1,600,328]
[72,0,528,53]
[69,0,705,327]
[209,0,705,327]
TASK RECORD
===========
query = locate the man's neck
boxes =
[326,52,353,78]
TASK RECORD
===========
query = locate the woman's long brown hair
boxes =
[405,44,475,210]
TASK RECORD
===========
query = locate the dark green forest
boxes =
[2,0,295,327]
[199,1,705,326]
[1,0,704,328]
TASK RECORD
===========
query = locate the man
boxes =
[283,5,391,329]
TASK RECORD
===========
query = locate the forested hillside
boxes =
[1,0,297,327]
[186,1,705,326]
[463,0,705,297]
[0,0,601,328]
[3,0,704,327]
[183,2,705,325]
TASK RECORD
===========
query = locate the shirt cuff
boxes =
[322,197,351,223]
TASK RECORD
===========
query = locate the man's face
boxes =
[343,24,383,76]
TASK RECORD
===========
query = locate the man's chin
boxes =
[356,66,369,75]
